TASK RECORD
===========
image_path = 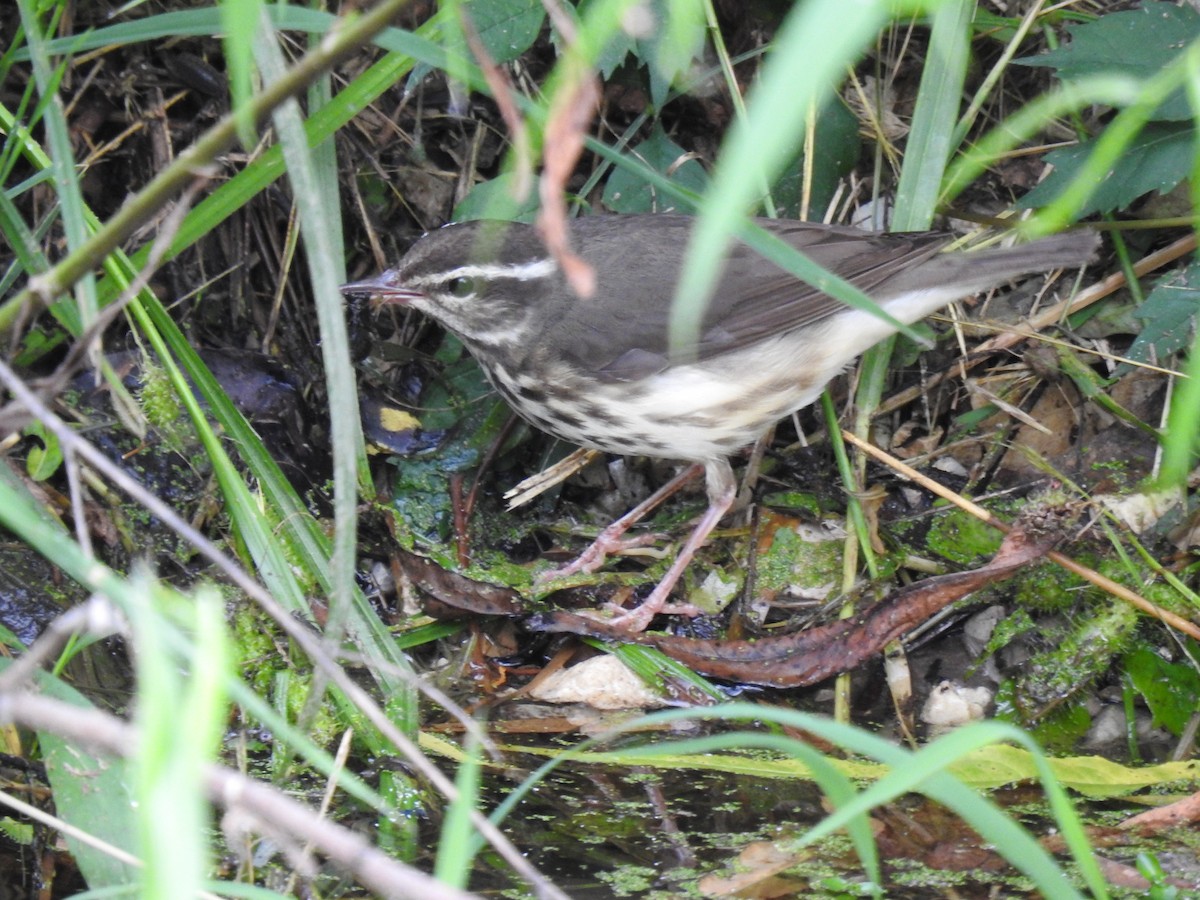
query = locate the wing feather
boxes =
[539,216,951,380]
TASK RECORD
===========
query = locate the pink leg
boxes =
[605,459,737,632]
[535,463,704,583]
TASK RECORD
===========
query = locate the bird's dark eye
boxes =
[445,276,477,298]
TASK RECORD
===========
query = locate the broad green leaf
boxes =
[1,663,141,890]
[1017,2,1200,121]
[638,0,706,109]
[1125,645,1200,735]
[463,0,546,64]
[454,171,540,222]
[23,420,61,481]
[573,0,638,78]
[601,125,707,212]
[771,99,860,219]
[1127,260,1200,366]
[1018,121,1193,215]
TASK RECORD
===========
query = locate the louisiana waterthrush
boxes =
[342,215,1098,631]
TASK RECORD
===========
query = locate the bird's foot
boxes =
[534,463,704,585]
[602,592,703,632]
[534,530,665,584]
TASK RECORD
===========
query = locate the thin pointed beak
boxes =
[339,271,421,304]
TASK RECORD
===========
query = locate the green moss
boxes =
[1098,557,1193,617]
[1004,600,1141,724]
[233,605,283,695]
[980,607,1037,658]
[596,865,658,896]
[1088,458,1134,486]
[920,506,1004,566]
[273,668,339,750]
[1030,698,1094,753]
[755,523,844,595]
[460,549,537,589]
[760,491,823,518]
[137,357,195,453]
[1009,561,1085,612]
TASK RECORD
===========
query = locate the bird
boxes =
[342,214,1097,631]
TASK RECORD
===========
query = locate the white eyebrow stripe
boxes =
[410,260,558,286]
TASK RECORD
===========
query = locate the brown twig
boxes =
[1121,790,1200,832]
[535,0,600,296]
[460,11,533,202]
